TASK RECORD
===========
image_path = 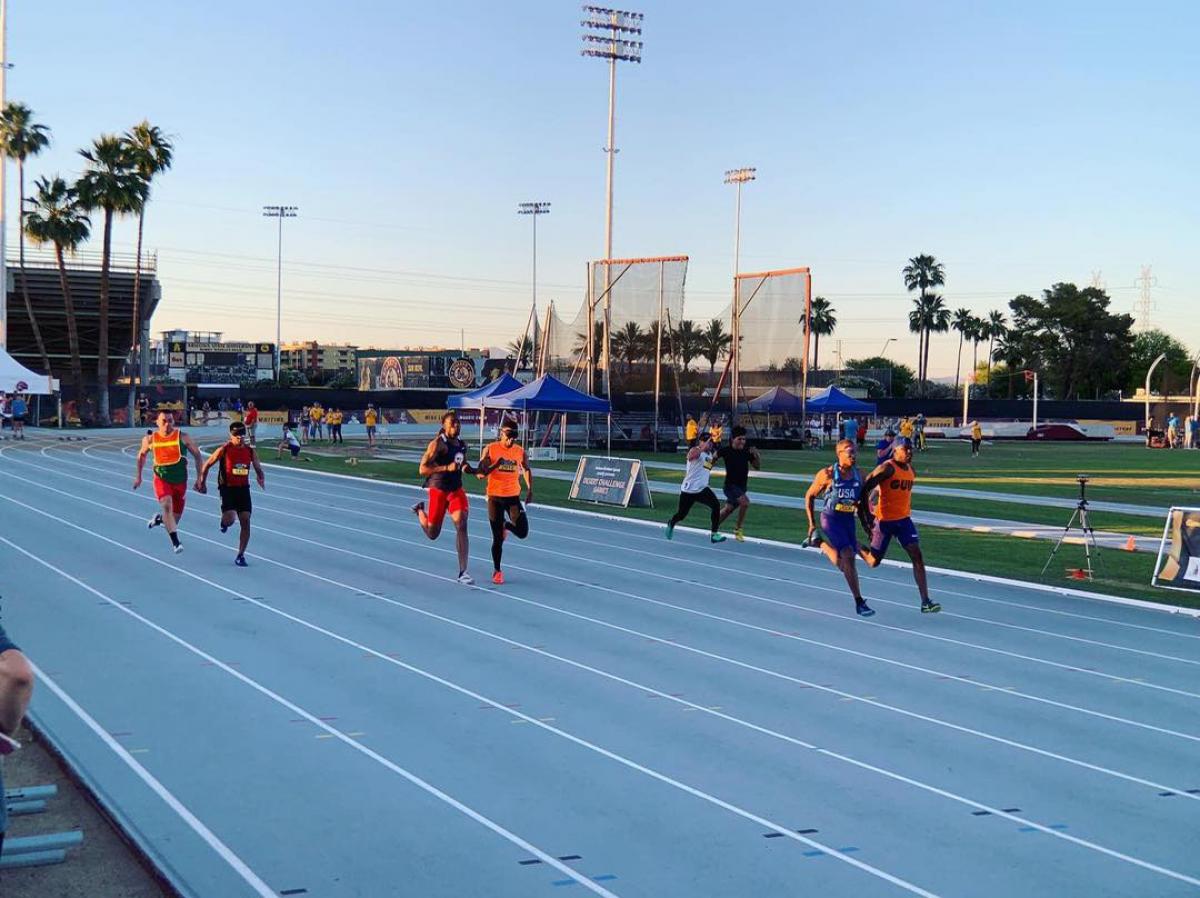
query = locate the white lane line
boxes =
[14,452,1200,800]
[11,654,277,898]
[0,488,941,898]
[0,532,623,898]
[66,447,1200,686]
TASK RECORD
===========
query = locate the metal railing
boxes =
[5,244,158,273]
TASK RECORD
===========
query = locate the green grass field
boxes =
[261,438,1200,609]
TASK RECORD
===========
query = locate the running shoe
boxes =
[921,599,942,613]
[802,533,823,549]
[710,532,726,544]
[148,513,163,529]
[410,501,425,515]
[220,522,229,534]
[0,732,20,756]
[665,522,675,540]
[734,528,745,542]
[855,600,875,617]
[492,571,505,585]
[457,571,475,586]
[172,543,184,555]
[234,555,248,567]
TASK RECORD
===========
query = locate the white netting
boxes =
[734,268,811,372]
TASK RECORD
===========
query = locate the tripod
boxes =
[1041,477,1103,580]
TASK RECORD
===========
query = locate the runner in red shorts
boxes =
[134,411,205,554]
[413,411,475,585]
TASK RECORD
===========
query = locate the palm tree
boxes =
[908,298,926,383]
[506,335,533,369]
[984,309,1007,397]
[572,321,604,367]
[808,296,836,371]
[24,176,91,403]
[77,135,146,423]
[0,102,52,375]
[699,318,732,374]
[781,357,803,388]
[672,319,702,372]
[950,307,973,396]
[612,321,644,374]
[121,121,173,425]
[967,315,985,395]
[921,294,951,395]
[902,254,946,395]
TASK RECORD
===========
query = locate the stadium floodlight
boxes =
[581,6,643,403]
[263,205,298,377]
[724,167,756,418]
[517,202,551,371]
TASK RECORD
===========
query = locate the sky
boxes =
[6,0,1198,378]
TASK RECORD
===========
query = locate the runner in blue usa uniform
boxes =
[804,439,876,616]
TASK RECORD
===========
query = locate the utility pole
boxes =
[518,202,550,369]
[725,167,755,421]
[262,205,298,377]
[581,5,643,402]
[1133,265,1157,333]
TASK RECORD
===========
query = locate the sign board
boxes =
[448,358,477,389]
[569,456,653,508]
[528,446,559,461]
[1152,507,1200,593]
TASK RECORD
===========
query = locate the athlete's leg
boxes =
[449,508,470,575]
[836,546,866,602]
[488,498,505,573]
[902,542,932,601]
[718,501,736,524]
[668,491,698,526]
[220,509,236,531]
[236,511,252,557]
[697,488,722,533]
[735,494,750,529]
[415,489,445,539]
[505,500,529,539]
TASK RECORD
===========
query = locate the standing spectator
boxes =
[137,393,151,426]
[244,401,259,446]
[201,400,212,424]
[840,415,858,443]
[365,404,379,449]
[310,403,325,442]
[856,419,867,447]
[875,427,896,465]
[1167,412,1180,449]
[217,396,229,416]
[300,405,311,444]
[11,394,28,440]
[971,420,984,457]
[329,407,344,444]
[710,417,724,446]
[822,415,834,445]
[0,621,35,856]
[915,412,927,451]
[684,415,698,446]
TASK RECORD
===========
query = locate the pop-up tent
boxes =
[745,385,805,414]
[0,349,54,394]
[804,385,877,415]
[485,374,610,414]
[445,372,523,409]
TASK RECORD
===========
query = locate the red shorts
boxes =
[426,487,468,528]
[154,477,187,515]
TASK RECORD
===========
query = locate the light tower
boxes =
[517,202,550,369]
[725,167,755,418]
[581,5,643,401]
[1133,265,1157,333]
[262,205,298,376]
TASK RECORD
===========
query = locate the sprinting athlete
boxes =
[716,425,760,541]
[134,411,205,554]
[199,421,266,567]
[666,431,727,544]
[476,419,533,585]
[859,437,940,612]
[804,439,875,616]
[413,411,475,585]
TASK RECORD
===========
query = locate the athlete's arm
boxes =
[521,448,534,504]
[804,467,832,534]
[475,447,492,479]
[198,446,225,488]
[133,436,151,489]
[749,447,762,471]
[418,439,446,477]
[182,433,206,492]
[251,448,266,489]
[686,445,702,462]
[861,463,894,496]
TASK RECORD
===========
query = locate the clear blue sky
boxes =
[8,0,1198,376]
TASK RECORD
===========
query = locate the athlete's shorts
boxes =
[220,486,252,515]
[427,487,469,528]
[153,477,187,515]
[366,425,376,437]
[722,484,748,504]
[487,495,524,524]
[820,512,859,552]
[870,516,920,556]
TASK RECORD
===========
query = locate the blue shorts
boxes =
[870,517,920,556]
[820,512,859,552]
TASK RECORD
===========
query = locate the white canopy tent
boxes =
[0,349,55,394]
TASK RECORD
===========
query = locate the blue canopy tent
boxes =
[485,374,611,454]
[804,386,877,415]
[447,372,524,449]
[742,386,807,437]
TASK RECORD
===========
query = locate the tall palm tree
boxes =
[0,102,52,374]
[612,321,644,374]
[984,309,1007,397]
[808,296,836,371]
[968,315,985,394]
[908,298,926,384]
[902,254,946,395]
[77,135,145,423]
[950,307,973,396]
[921,294,951,395]
[121,121,174,425]
[572,321,604,368]
[506,335,533,369]
[672,319,702,372]
[699,317,732,374]
[24,176,91,403]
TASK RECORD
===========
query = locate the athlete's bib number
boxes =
[834,502,857,513]
[232,463,250,477]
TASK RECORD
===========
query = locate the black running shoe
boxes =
[234,555,248,567]
[921,600,942,613]
[148,513,163,529]
[855,600,876,617]
[220,523,229,534]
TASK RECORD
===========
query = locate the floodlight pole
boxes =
[263,205,298,377]
[518,202,550,370]
[725,167,755,422]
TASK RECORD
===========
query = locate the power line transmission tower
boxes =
[1133,265,1157,332]
[1089,269,1106,291]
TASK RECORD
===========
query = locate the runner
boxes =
[10,394,27,440]
[134,411,205,554]
[803,439,875,616]
[716,425,760,542]
[243,401,259,446]
[476,418,533,584]
[364,404,379,449]
[666,431,727,544]
[199,421,266,567]
[413,411,475,585]
[860,437,941,612]
[970,420,983,457]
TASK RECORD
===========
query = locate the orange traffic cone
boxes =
[1124,535,1136,552]
[1068,568,1090,581]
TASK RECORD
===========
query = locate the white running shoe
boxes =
[456,571,475,586]
[173,543,184,555]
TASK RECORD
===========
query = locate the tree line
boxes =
[0,102,173,424]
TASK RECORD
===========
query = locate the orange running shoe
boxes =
[492,571,505,585]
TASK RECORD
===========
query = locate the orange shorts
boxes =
[154,478,187,515]
[427,487,469,528]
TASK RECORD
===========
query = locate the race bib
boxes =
[834,502,857,513]
[454,452,465,466]
[232,463,250,477]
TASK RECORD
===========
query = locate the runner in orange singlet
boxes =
[859,437,941,612]
[475,419,533,585]
[133,411,205,554]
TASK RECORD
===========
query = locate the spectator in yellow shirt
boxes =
[309,403,324,441]
[685,415,698,446]
[365,404,379,449]
[899,417,914,439]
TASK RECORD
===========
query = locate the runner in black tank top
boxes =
[413,411,476,585]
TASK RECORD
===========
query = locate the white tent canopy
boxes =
[0,349,55,394]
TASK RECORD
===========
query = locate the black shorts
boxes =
[487,495,524,524]
[220,486,252,514]
[722,484,748,504]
